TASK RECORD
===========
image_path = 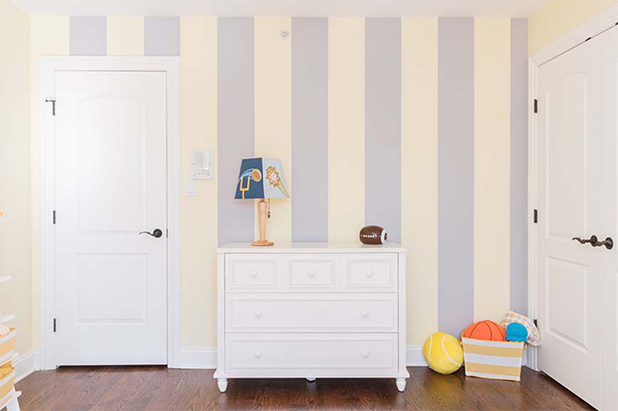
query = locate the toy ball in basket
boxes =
[462,320,525,381]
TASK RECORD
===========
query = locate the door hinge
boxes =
[45,98,56,116]
[534,99,538,113]
[53,210,56,225]
[53,318,57,333]
[534,209,538,224]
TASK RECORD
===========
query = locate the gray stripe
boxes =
[291,18,329,242]
[70,16,106,56]
[365,18,402,244]
[144,17,180,56]
[510,18,528,315]
[438,17,475,336]
[218,17,255,246]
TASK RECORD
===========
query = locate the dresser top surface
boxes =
[218,242,405,254]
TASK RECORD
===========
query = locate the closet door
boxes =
[536,28,612,409]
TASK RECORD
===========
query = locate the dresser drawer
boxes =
[226,255,278,291]
[344,255,397,291]
[225,333,398,376]
[226,294,397,333]
[287,256,336,289]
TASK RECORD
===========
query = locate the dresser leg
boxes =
[217,378,228,393]
[306,377,316,382]
[396,378,406,392]
[6,398,20,411]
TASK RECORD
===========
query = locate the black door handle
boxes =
[139,228,163,238]
[572,235,614,250]
[572,235,598,245]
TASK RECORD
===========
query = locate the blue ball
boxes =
[506,323,528,343]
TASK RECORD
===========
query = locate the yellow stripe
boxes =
[328,17,365,242]
[254,17,292,243]
[467,372,520,381]
[401,17,438,345]
[464,344,523,357]
[474,17,511,322]
[465,362,521,377]
[180,17,218,347]
[0,374,14,399]
[107,16,144,56]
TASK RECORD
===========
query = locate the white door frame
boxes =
[527,4,618,370]
[39,57,181,369]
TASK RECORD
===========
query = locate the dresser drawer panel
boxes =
[344,255,397,291]
[226,255,278,291]
[287,256,336,289]
[226,294,397,333]
[225,333,398,376]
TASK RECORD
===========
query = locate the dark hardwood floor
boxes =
[16,366,593,411]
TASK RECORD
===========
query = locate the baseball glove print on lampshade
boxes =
[235,157,289,246]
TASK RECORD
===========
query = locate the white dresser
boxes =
[214,243,408,392]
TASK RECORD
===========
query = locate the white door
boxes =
[54,71,168,365]
[537,29,618,410]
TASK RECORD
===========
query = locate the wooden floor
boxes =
[16,366,592,411]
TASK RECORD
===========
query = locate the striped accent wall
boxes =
[49,16,528,346]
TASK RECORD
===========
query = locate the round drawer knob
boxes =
[254,350,262,359]
[249,270,258,278]
[361,351,370,359]
[361,310,370,318]
[254,309,262,318]
[365,270,375,278]
[307,270,316,278]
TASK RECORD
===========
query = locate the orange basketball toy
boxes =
[463,320,506,341]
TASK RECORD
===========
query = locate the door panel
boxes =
[537,33,605,409]
[546,73,588,240]
[55,71,167,365]
[546,258,588,350]
[77,95,148,233]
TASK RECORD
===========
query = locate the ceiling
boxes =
[9,0,548,17]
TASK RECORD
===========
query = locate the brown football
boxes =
[359,225,388,245]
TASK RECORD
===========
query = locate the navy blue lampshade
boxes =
[234,157,290,200]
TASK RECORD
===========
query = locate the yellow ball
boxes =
[423,332,464,374]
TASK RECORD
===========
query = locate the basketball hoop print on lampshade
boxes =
[235,158,289,246]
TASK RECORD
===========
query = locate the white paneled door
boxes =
[537,28,618,410]
[54,71,168,365]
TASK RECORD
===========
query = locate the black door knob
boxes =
[139,228,163,238]
[593,237,613,250]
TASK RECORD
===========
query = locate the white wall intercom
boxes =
[191,150,213,180]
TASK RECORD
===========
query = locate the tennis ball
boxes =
[423,332,464,375]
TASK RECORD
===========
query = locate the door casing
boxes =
[39,57,181,369]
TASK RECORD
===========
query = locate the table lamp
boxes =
[235,157,289,246]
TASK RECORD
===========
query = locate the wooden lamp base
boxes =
[252,198,274,246]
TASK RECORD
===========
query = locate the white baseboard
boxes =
[407,345,533,368]
[17,346,528,374]
[406,345,427,366]
[178,346,428,369]
[179,348,217,369]
[14,350,40,383]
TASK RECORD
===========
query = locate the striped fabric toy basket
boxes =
[462,337,525,381]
